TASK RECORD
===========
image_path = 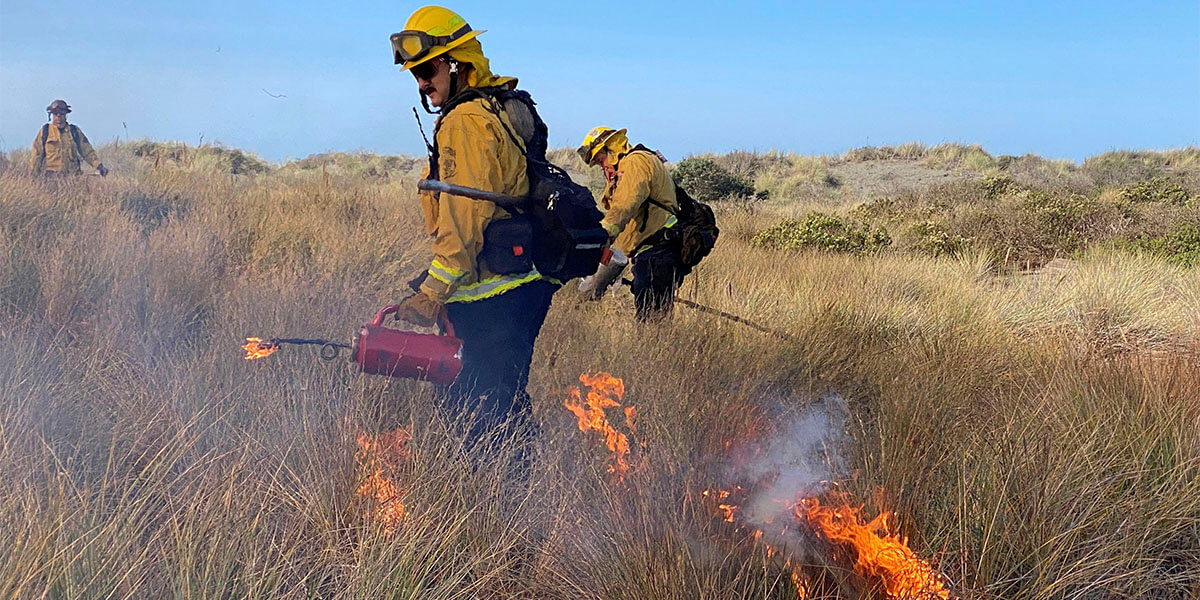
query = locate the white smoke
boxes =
[732,394,849,535]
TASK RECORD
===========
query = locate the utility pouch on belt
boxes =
[481,214,535,275]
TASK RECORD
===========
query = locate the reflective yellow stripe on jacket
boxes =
[427,259,465,286]
[446,269,543,303]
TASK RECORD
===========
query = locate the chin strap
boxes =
[413,107,433,154]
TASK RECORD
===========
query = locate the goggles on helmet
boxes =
[391,24,472,65]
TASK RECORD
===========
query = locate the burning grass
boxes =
[1,142,1198,599]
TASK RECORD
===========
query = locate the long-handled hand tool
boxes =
[619,278,798,342]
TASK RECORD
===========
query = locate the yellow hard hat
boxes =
[577,126,627,164]
[391,6,485,70]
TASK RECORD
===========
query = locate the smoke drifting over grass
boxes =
[735,396,849,532]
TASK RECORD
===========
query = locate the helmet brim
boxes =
[398,29,484,70]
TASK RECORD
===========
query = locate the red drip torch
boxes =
[244,306,463,385]
[351,305,463,384]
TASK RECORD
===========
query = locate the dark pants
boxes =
[631,243,687,321]
[442,280,557,444]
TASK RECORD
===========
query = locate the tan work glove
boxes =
[397,291,442,327]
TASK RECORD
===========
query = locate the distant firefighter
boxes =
[31,100,108,177]
[578,127,685,320]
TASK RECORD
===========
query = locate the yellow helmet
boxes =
[577,126,627,164]
[391,6,485,70]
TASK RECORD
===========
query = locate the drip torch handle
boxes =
[373,305,401,327]
[371,305,457,338]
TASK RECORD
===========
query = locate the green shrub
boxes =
[979,175,1014,198]
[909,220,970,257]
[751,213,891,255]
[1126,225,1200,267]
[1119,178,1194,206]
[672,157,755,202]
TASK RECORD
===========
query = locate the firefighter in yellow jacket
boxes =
[578,127,684,319]
[391,6,556,441]
[31,100,108,177]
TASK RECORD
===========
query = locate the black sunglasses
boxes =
[411,59,441,82]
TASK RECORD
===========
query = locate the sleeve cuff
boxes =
[420,276,452,303]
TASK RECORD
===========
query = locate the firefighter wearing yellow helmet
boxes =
[391,6,556,443]
[31,100,108,177]
[578,126,683,320]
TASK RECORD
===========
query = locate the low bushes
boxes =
[751,213,891,255]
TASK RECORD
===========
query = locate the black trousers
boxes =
[442,280,557,443]
[631,243,686,321]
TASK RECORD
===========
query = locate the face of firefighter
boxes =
[595,150,618,182]
[413,57,468,108]
[51,112,67,128]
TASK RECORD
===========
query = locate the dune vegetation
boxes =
[1,140,1198,599]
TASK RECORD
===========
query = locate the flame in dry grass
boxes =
[702,487,951,599]
[797,493,950,599]
[704,486,811,598]
[563,372,636,478]
[242,337,278,360]
[354,428,411,533]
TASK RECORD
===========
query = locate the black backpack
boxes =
[666,184,719,268]
[427,88,607,282]
[629,146,719,269]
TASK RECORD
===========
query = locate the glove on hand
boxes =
[97,164,109,177]
[397,291,442,327]
[406,270,429,293]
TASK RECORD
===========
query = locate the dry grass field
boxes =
[1,141,1198,599]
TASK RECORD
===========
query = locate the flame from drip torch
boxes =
[242,337,279,360]
[354,428,411,533]
[563,372,636,478]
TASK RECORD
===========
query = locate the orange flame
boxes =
[242,337,279,360]
[702,487,951,599]
[797,494,951,599]
[563,372,635,478]
[354,428,411,533]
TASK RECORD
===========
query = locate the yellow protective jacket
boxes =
[601,149,679,256]
[31,124,101,174]
[418,94,542,304]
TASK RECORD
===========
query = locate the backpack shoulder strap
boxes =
[622,148,678,225]
[426,88,488,180]
[68,125,83,156]
[41,124,49,154]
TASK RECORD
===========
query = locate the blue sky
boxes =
[2,1,1197,162]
